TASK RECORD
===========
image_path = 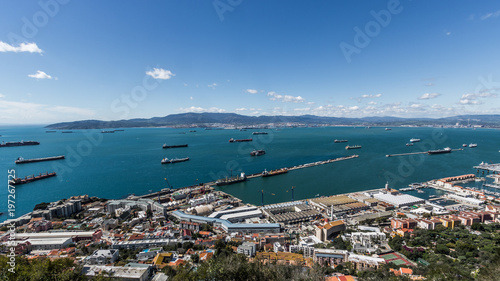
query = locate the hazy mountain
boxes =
[44,113,500,129]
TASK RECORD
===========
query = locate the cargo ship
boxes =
[45,131,56,133]
[229,138,253,142]
[252,132,268,135]
[427,147,451,155]
[61,131,73,133]
[10,172,56,185]
[334,139,348,143]
[15,155,65,164]
[345,145,362,150]
[1,141,40,147]
[163,144,188,148]
[161,157,189,164]
[101,130,115,133]
[262,168,288,177]
[250,150,266,156]
[215,173,247,186]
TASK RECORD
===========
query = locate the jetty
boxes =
[386,148,463,157]
[15,155,65,164]
[245,155,359,179]
[474,162,500,173]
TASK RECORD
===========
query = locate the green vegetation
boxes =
[386,224,500,280]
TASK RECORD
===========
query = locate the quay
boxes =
[386,148,462,157]
[245,155,359,179]
[474,162,500,173]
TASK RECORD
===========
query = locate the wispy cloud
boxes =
[353,93,382,102]
[178,106,226,113]
[0,41,43,53]
[145,68,175,80]
[418,93,440,100]
[245,89,258,94]
[0,99,94,124]
[0,93,5,98]
[459,92,496,105]
[208,83,217,89]
[28,70,52,79]
[267,91,305,103]
[481,10,500,20]
[235,107,247,112]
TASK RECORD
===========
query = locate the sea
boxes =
[1,125,499,222]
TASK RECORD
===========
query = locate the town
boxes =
[1,171,499,280]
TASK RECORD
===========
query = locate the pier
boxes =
[245,155,359,179]
[386,148,463,158]
[474,163,500,173]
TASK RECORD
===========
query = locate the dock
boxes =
[245,155,359,179]
[386,148,463,157]
[473,163,500,173]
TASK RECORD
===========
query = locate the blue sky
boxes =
[1,1,500,124]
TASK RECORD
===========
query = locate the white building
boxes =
[237,242,256,257]
[373,193,425,208]
[87,249,120,265]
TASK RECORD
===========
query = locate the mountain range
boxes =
[45,113,500,129]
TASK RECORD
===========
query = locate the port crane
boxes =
[261,189,275,206]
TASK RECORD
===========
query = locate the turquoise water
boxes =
[0,126,499,222]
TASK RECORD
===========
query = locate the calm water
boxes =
[1,126,499,222]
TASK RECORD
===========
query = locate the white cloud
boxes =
[367,101,377,105]
[349,106,359,110]
[0,93,5,98]
[360,93,382,98]
[245,89,258,94]
[459,99,480,105]
[267,91,305,103]
[145,68,175,80]
[183,83,188,86]
[418,93,440,100]
[459,92,496,105]
[28,70,52,79]
[235,108,247,112]
[178,106,226,113]
[481,10,500,20]
[208,83,217,89]
[0,41,43,53]
[189,96,194,100]
[0,99,94,124]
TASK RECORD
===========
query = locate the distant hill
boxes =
[45,113,500,129]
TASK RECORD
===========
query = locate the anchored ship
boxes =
[262,168,288,177]
[15,155,65,164]
[215,172,247,186]
[252,132,268,135]
[427,147,451,155]
[0,141,40,147]
[163,144,188,148]
[345,145,362,150]
[101,130,115,133]
[334,139,348,143]
[161,157,189,164]
[229,138,253,142]
[250,150,266,156]
[10,172,56,185]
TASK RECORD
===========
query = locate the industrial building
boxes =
[261,201,321,225]
[373,193,425,208]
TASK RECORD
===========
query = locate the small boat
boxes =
[410,138,420,143]
[462,144,467,147]
[250,150,266,156]
[229,138,253,142]
[252,132,268,135]
[161,157,189,164]
[345,145,361,150]
[469,143,477,148]
[406,143,414,146]
[385,128,391,131]
[334,139,348,143]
